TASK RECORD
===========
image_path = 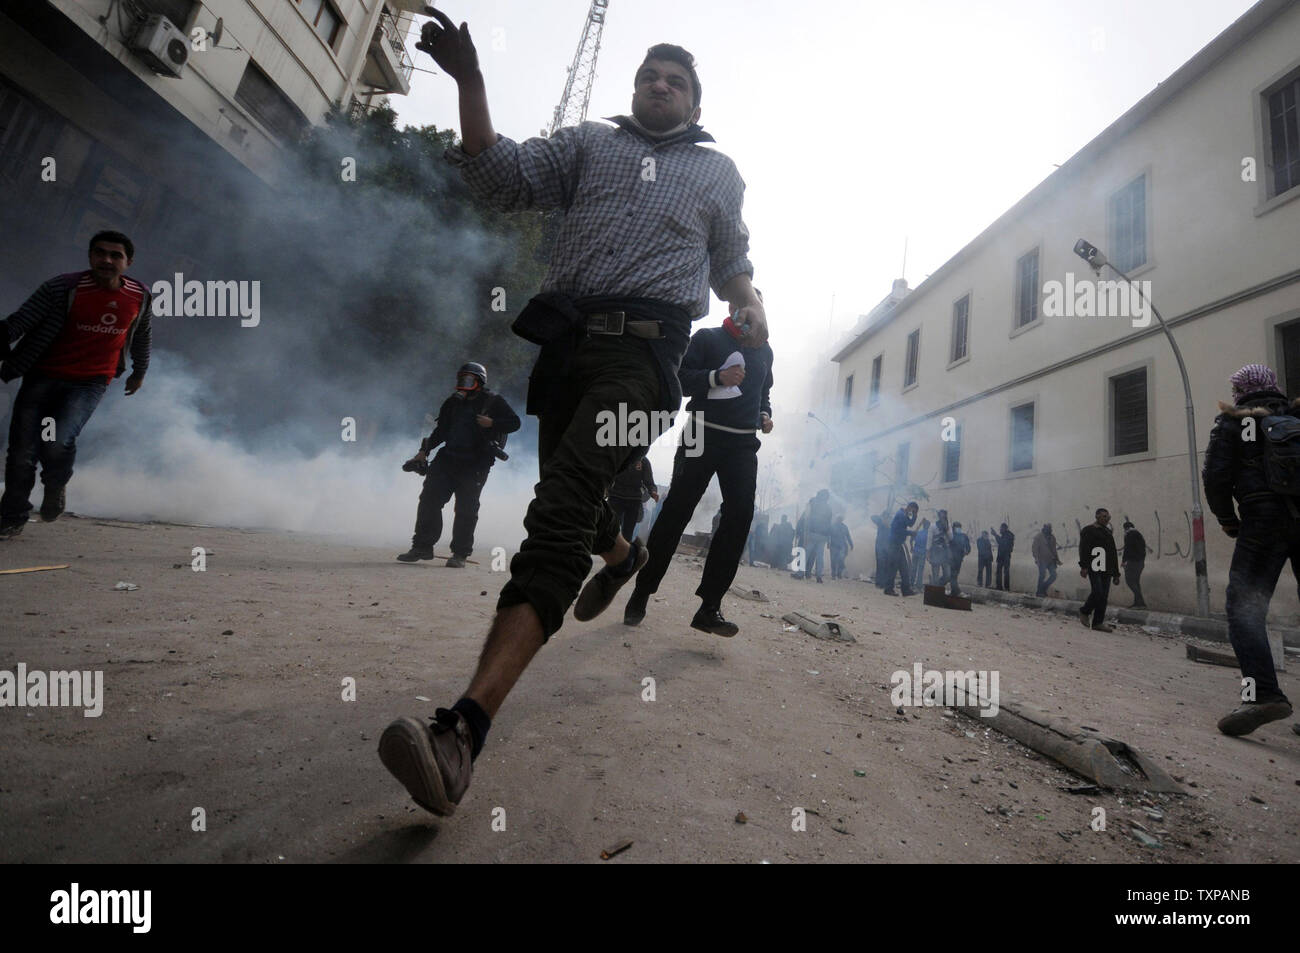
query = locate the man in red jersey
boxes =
[0,231,152,536]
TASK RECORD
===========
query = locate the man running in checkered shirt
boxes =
[378,7,767,818]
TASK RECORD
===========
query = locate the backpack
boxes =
[1258,414,1300,495]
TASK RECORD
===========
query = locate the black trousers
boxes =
[1081,571,1113,627]
[412,456,489,556]
[611,498,643,543]
[1124,561,1146,606]
[977,556,992,587]
[497,335,661,639]
[636,433,759,609]
[995,555,1011,590]
[881,543,913,594]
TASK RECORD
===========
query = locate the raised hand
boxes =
[417,7,480,81]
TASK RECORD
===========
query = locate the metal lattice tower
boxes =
[546,0,610,137]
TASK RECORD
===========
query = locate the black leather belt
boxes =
[586,311,662,339]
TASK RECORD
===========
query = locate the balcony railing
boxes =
[376,11,414,86]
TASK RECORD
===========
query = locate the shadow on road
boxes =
[331,824,439,863]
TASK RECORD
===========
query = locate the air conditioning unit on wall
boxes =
[131,13,189,77]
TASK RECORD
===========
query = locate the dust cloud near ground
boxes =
[1,516,1295,863]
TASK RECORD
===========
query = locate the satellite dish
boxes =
[211,17,224,48]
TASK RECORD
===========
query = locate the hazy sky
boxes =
[392,0,1256,481]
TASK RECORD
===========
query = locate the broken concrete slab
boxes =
[729,586,769,602]
[1185,643,1240,668]
[950,692,1184,794]
[782,609,855,643]
[922,584,972,611]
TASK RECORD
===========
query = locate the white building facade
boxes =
[828,0,1300,617]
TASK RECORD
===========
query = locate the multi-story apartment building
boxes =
[0,0,422,282]
[827,0,1300,617]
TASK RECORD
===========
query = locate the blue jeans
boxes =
[1036,561,1058,596]
[1,373,107,524]
[1224,506,1298,703]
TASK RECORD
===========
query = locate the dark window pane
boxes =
[943,424,962,483]
[1109,175,1147,272]
[235,63,309,142]
[1011,404,1034,471]
[1016,251,1038,327]
[1270,79,1300,195]
[905,330,919,387]
[951,295,969,362]
[1111,369,1148,456]
[870,355,882,403]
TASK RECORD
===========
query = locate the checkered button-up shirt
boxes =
[446,117,752,318]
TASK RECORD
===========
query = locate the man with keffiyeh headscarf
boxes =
[1202,362,1298,738]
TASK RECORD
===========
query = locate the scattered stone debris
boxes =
[1131,827,1163,849]
[221,629,233,635]
[1065,785,1102,795]
[734,812,749,824]
[113,581,139,591]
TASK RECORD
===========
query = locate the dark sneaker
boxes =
[623,589,648,626]
[378,709,473,816]
[445,557,467,568]
[1092,622,1115,633]
[39,485,66,522]
[1079,609,1091,628]
[1217,700,1294,737]
[691,606,739,638]
[883,589,897,596]
[396,547,434,562]
[574,540,648,622]
[0,521,24,539]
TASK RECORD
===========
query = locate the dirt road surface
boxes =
[1,516,1296,863]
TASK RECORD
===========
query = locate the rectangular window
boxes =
[904,329,920,388]
[235,62,309,142]
[297,0,343,47]
[896,442,910,485]
[943,424,962,484]
[1015,250,1039,328]
[950,295,969,363]
[1282,320,1300,398]
[1111,369,1149,457]
[869,355,882,406]
[843,374,854,419]
[1010,403,1035,472]
[1109,174,1148,273]
[1268,74,1300,197]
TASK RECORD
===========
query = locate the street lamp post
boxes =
[1073,239,1210,618]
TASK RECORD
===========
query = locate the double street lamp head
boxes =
[1073,238,1108,275]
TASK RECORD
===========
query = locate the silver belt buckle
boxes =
[589,311,625,335]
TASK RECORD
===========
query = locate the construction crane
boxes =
[546,0,610,137]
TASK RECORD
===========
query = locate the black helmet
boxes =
[457,362,487,391]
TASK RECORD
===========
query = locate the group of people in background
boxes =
[743,489,857,584]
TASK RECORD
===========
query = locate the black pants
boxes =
[611,498,643,543]
[830,546,847,579]
[881,543,913,594]
[412,456,489,556]
[949,557,964,596]
[1224,507,1300,702]
[1124,561,1146,606]
[1081,571,1113,627]
[636,433,759,609]
[497,335,661,639]
[1,373,108,525]
[977,556,992,587]
[995,556,1011,590]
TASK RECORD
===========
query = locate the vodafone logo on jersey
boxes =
[99,313,118,326]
